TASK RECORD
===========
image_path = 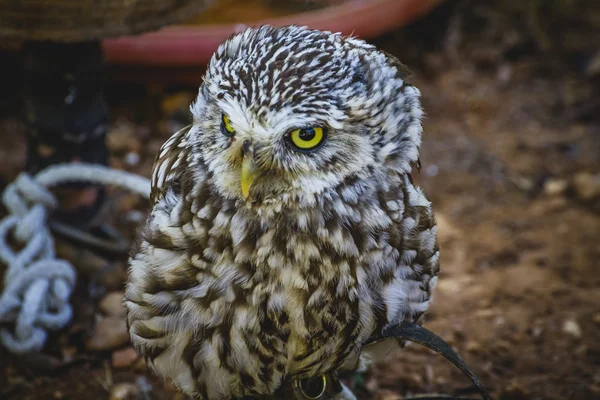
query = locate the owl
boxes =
[125,25,439,400]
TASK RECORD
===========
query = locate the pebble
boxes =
[99,291,126,318]
[466,340,482,353]
[373,390,402,400]
[585,50,600,77]
[563,319,582,338]
[593,313,600,325]
[532,325,544,339]
[365,376,379,392]
[112,347,139,368]
[86,316,130,351]
[436,276,473,294]
[125,210,145,224]
[135,376,153,398]
[405,372,424,389]
[499,379,528,400]
[543,178,568,196]
[107,121,141,153]
[475,308,496,318]
[109,383,137,400]
[61,345,77,363]
[131,357,149,372]
[124,152,140,166]
[573,172,600,201]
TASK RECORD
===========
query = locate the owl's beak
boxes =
[241,155,257,199]
[240,139,257,199]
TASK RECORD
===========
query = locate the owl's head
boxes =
[189,25,422,207]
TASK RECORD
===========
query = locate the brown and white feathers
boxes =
[125,25,439,399]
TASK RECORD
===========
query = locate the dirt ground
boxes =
[1,1,599,399]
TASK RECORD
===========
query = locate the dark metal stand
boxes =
[21,40,109,225]
[20,41,128,255]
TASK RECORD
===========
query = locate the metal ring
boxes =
[294,375,327,399]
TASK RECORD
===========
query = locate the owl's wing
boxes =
[382,50,422,175]
[387,173,439,324]
[150,125,192,204]
[357,173,439,370]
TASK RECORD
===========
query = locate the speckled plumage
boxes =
[125,26,439,400]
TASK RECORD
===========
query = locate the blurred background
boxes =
[0,0,599,399]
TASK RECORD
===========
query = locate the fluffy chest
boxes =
[128,173,438,397]
[176,195,396,374]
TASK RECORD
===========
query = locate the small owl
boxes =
[125,26,439,400]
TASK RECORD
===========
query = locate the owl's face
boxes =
[189,26,423,207]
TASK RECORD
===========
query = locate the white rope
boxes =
[0,163,150,354]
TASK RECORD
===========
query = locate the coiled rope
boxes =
[0,163,149,354]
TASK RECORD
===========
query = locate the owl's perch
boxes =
[368,322,491,400]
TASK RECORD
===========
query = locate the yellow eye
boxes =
[289,127,326,151]
[221,114,235,137]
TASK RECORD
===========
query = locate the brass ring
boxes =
[294,375,327,399]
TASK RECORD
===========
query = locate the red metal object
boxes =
[103,0,445,67]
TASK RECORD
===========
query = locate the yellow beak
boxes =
[240,155,257,199]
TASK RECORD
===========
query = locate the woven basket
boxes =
[0,0,212,42]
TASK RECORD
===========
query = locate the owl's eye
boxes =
[288,127,326,152]
[221,114,235,137]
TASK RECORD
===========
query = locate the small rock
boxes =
[108,122,141,153]
[436,276,473,294]
[499,379,528,400]
[573,172,600,201]
[593,313,600,325]
[112,347,139,368]
[374,390,402,400]
[405,372,424,389]
[531,197,568,216]
[511,175,534,193]
[532,325,544,339]
[425,164,439,177]
[563,319,582,338]
[86,316,130,351]
[585,50,600,77]
[475,308,496,318]
[135,376,153,399]
[543,178,568,196]
[61,345,77,363]
[99,291,126,318]
[109,383,137,400]
[365,376,379,392]
[131,357,149,372]
[124,152,140,166]
[125,210,145,224]
[466,340,482,353]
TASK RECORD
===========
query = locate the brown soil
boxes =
[1,1,599,399]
